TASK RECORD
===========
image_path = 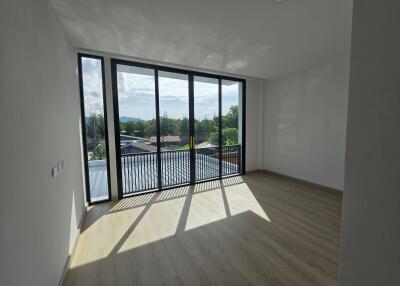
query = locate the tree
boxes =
[160,112,177,136]
[93,144,106,160]
[122,121,136,136]
[222,105,238,129]
[179,117,189,136]
[209,132,219,145]
[136,120,145,137]
[86,114,105,143]
[113,105,239,149]
[144,119,156,138]
[222,127,238,145]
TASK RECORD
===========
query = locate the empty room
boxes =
[1,0,399,285]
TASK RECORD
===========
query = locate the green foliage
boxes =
[119,105,239,147]
[160,112,178,136]
[120,119,156,138]
[86,114,105,142]
[179,117,189,136]
[93,144,106,160]
[208,131,219,145]
[222,128,238,145]
[222,105,238,131]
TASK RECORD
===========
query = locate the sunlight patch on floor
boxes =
[185,188,227,231]
[71,206,146,268]
[118,196,186,252]
[156,186,189,201]
[193,180,221,193]
[71,176,270,268]
[225,182,270,222]
[110,192,156,212]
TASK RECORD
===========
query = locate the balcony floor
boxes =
[88,153,238,201]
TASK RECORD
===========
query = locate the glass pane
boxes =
[194,76,220,180]
[158,71,190,187]
[81,57,110,202]
[221,80,242,175]
[116,64,158,195]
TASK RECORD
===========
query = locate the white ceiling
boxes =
[51,0,353,79]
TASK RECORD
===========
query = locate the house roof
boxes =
[149,136,181,144]
[120,134,147,142]
[121,142,157,153]
[196,142,217,149]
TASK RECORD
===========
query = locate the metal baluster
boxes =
[187,150,189,182]
[145,153,149,190]
[143,154,146,190]
[172,151,174,185]
[155,153,157,188]
[126,155,129,193]
[145,154,148,190]
[169,152,172,186]
[134,155,137,192]
[201,150,203,180]
[123,156,126,194]
[165,152,168,186]
[135,155,138,192]
[140,155,146,191]
[151,153,154,189]
[127,155,130,194]
[127,155,131,193]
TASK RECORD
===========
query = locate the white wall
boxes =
[339,1,400,285]
[262,59,350,190]
[245,78,263,171]
[0,0,85,285]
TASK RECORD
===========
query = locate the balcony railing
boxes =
[120,144,241,195]
[121,151,158,194]
[222,145,241,176]
[160,149,191,187]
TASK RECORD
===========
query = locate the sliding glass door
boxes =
[112,59,245,198]
[193,76,220,181]
[221,80,243,175]
[158,71,191,187]
[113,64,159,195]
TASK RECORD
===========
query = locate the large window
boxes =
[78,55,111,203]
[79,55,245,200]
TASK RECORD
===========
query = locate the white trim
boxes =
[58,208,86,286]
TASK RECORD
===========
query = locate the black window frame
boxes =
[78,53,112,205]
[111,58,246,200]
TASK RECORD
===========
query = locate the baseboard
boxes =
[244,169,264,175]
[255,169,343,195]
[59,207,87,286]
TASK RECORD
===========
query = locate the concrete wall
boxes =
[0,0,85,285]
[245,78,263,171]
[262,59,350,190]
[339,1,400,285]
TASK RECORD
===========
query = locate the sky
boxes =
[82,57,241,120]
[82,57,105,116]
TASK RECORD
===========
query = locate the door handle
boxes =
[190,136,195,149]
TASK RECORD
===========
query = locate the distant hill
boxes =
[119,116,141,122]
[85,116,142,123]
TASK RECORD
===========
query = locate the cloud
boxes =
[82,58,104,115]
[81,58,241,121]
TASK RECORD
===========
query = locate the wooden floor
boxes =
[64,172,342,286]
